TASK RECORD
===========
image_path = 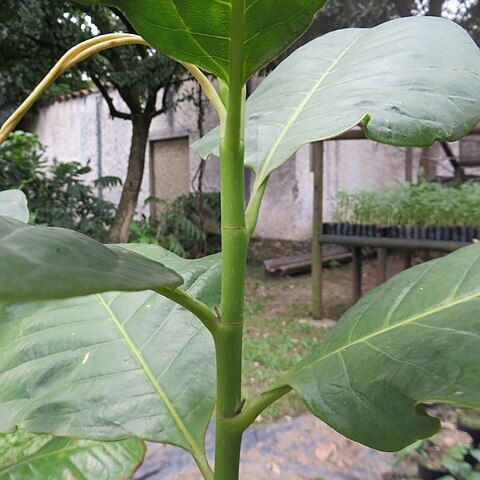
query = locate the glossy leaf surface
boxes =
[0,190,28,223]
[0,217,183,302]
[278,244,480,451]
[0,245,220,462]
[76,0,327,82]
[194,17,480,189]
[0,432,145,480]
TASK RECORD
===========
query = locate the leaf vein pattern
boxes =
[256,32,363,184]
[364,340,459,392]
[158,326,202,380]
[287,292,480,375]
[0,338,124,376]
[338,351,372,410]
[96,294,203,457]
[139,4,228,77]
[384,261,437,327]
[449,249,480,300]
[243,0,320,49]
[0,443,105,476]
[414,322,480,341]
[137,303,180,353]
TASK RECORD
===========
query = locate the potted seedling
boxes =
[330,181,480,242]
[392,430,480,480]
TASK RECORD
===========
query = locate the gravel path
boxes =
[134,413,394,480]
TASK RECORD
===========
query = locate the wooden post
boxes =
[352,247,362,302]
[405,147,413,183]
[403,250,412,270]
[311,142,324,319]
[377,247,387,285]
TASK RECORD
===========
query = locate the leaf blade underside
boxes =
[0,217,183,303]
[194,17,480,191]
[0,245,220,464]
[277,244,480,451]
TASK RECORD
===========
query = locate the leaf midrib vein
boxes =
[287,290,480,376]
[0,441,121,475]
[96,294,202,458]
[139,3,228,79]
[255,32,364,185]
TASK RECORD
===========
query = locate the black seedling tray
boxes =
[323,223,480,242]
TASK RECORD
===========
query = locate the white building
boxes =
[31,85,441,257]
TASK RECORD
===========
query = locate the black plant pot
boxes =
[465,451,479,468]
[458,420,480,448]
[466,226,475,242]
[417,462,448,480]
[440,225,450,241]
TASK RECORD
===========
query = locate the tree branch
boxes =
[91,76,132,120]
[109,6,149,60]
[151,81,173,119]
[86,9,143,115]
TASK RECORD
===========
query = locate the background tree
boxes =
[0,0,186,242]
[268,0,395,69]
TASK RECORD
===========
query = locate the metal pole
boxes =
[311,142,324,319]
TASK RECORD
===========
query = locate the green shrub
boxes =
[0,131,118,241]
[129,193,221,258]
[332,180,480,226]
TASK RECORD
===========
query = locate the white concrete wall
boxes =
[253,141,425,241]
[32,86,437,243]
[32,84,220,213]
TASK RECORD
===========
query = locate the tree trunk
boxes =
[427,0,444,16]
[107,115,151,243]
[393,0,413,17]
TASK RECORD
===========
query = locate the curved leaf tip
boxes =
[0,217,183,303]
[0,190,29,223]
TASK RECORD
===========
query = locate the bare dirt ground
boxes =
[134,254,426,480]
[135,414,395,480]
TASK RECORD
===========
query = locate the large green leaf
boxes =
[0,245,220,468]
[194,17,480,189]
[0,217,183,302]
[0,431,145,480]
[276,244,480,452]
[0,190,28,223]
[76,0,327,83]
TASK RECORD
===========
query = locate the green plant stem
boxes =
[213,414,244,478]
[237,386,292,429]
[156,287,219,335]
[245,180,267,237]
[214,1,248,479]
